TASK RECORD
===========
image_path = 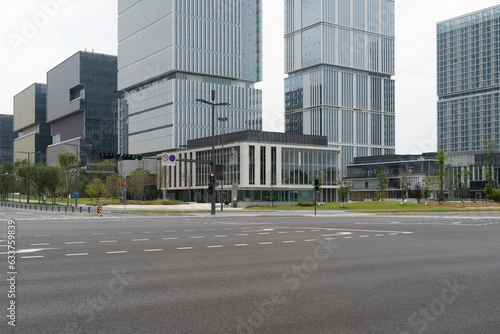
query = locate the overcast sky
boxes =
[2,0,499,154]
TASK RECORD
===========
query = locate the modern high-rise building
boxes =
[45,51,122,166]
[437,5,500,159]
[117,0,263,156]
[13,83,51,163]
[284,0,396,169]
[0,114,18,164]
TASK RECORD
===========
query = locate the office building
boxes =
[437,5,500,188]
[347,153,437,200]
[284,0,396,169]
[161,130,340,205]
[13,83,51,163]
[117,0,263,156]
[0,115,18,164]
[46,51,122,165]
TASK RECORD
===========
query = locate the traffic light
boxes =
[100,153,118,159]
[122,154,143,160]
[314,178,320,191]
[208,183,213,192]
[210,172,215,184]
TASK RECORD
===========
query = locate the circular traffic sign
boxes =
[124,183,127,189]
[169,154,176,162]
[74,192,79,197]
[162,154,170,162]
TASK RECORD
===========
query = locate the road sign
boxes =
[124,183,127,189]
[161,153,176,166]
[124,189,127,193]
[74,192,79,197]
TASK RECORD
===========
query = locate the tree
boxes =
[375,170,389,201]
[436,150,448,204]
[45,166,63,204]
[86,178,107,200]
[456,170,473,202]
[422,176,435,205]
[127,168,149,200]
[57,152,79,203]
[105,173,124,199]
[413,183,422,204]
[338,181,352,208]
[484,141,498,200]
[398,169,413,205]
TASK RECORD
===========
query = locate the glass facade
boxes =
[281,147,338,186]
[437,5,500,155]
[118,0,263,155]
[0,115,16,164]
[284,0,396,168]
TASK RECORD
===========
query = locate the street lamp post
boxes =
[16,151,40,204]
[218,116,228,211]
[196,90,230,216]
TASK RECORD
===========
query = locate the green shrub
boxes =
[493,189,500,203]
[298,201,315,207]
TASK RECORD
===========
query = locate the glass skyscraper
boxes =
[437,5,500,157]
[118,0,263,155]
[284,0,395,169]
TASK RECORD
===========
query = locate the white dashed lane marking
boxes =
[99,240,118,243]
[106,251,127,254]
[65,242,85,245]
[144,249,163,252]
[65,253,88,257]
[31,243,50,246]
[132,239,150,242]
[234,244,248,247]
[207,245,224,248]
[20,255,44,259]
[177,247,194,250]
[162,237,178,240]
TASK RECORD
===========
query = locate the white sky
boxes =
[1,0,499,154]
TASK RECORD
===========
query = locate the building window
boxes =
[260,146,266,185]
[271,147,277,185]
[69,84,85,102]
[249,145,255,185]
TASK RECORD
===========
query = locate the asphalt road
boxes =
[0,209,499,333]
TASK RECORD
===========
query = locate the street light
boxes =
[196,90,230,215]
[16,151,40,204]
[218,116,228,211]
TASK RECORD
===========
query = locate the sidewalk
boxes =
[106,202,243,211]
